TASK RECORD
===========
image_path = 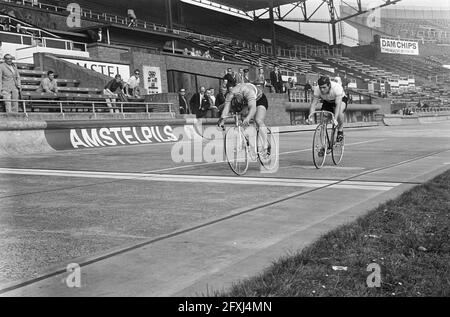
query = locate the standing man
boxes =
[304,80,312,102]
[236,68,244,85]
[189,86,207,118]
[0,54,21,113]
[223,68,235,89]
[179,88,190,114]
[270,66,283,93]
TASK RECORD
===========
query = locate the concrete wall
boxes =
[87,43,130,64]
[34,53,113,89]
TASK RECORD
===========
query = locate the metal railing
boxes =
[3,99,175,119]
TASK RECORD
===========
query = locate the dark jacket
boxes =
[189,92,210,117]
[223,74,235,88]
[270,70,282,86]
[179,94,190,114]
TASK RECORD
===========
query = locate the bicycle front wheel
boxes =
[257,127,278,171]
[312,124,329,169]
[331,128,344,165]
[224,126,249,175]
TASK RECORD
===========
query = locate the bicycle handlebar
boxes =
[308,110,336,121]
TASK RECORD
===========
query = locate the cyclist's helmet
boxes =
[318,76,331,87]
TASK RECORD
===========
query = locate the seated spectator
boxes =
[203,50,212,59]
[37,70,58,93]
[190,48,196,56]
[127,9,137,27]
[124,69,141,98]
[183,48,189,56]
[179,88,190,114]
[103,74,125,113]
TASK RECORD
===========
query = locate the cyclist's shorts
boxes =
[321,96,348,113]
[256,93,269,110]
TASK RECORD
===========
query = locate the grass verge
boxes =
[218,169,450,297]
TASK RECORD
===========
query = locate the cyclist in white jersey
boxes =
[308,76,348,143]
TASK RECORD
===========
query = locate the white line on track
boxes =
[144,139,385,173]
[0,168,397,191]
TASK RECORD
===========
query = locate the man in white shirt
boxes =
[124,69,141,97]
[308,76,348,143]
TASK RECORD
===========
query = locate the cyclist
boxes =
[307,76,348,147]
[217,81,269,154]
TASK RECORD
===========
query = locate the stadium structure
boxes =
[0,0,449,124]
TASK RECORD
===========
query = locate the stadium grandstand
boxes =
[1,0,450,299]
[0,0,449,121]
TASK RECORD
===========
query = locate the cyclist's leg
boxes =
[337,96,348,132]
[255,94,269,153]
[319,102,335,156]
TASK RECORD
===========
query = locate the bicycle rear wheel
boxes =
[312,124,329,169]
[331,128,345,165]
[224,126,249,175]
[257,127,278,171]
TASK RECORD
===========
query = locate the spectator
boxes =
[97,28,103,43]
[127,9,137,27]
[270,66,283,93]
[243,69,250,83]
[206,88,218,118]
[190,48,196,56]
[0,54,21,113]
[179,88,190,114]
[189,86,207,118]
[196,50,202,57]
[183,48,189,56]
[203,50,212,59]
[285,78,294,92]
[257,68,265,86]
[103,74,125,113]
[231,70,237,85]
[215,86,227,116]
[37,70,58,93]
[124,69,141,98]
[236,68,244,85]
[223,68,235,89]
[208,88,216,105]
[304,80,312,102]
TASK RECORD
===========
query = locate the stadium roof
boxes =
[208,0,301,11]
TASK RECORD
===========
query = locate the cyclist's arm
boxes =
[220,92,234,119]
[244,98,257,123]
[334,94,343,120]
[309,96,320,118]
